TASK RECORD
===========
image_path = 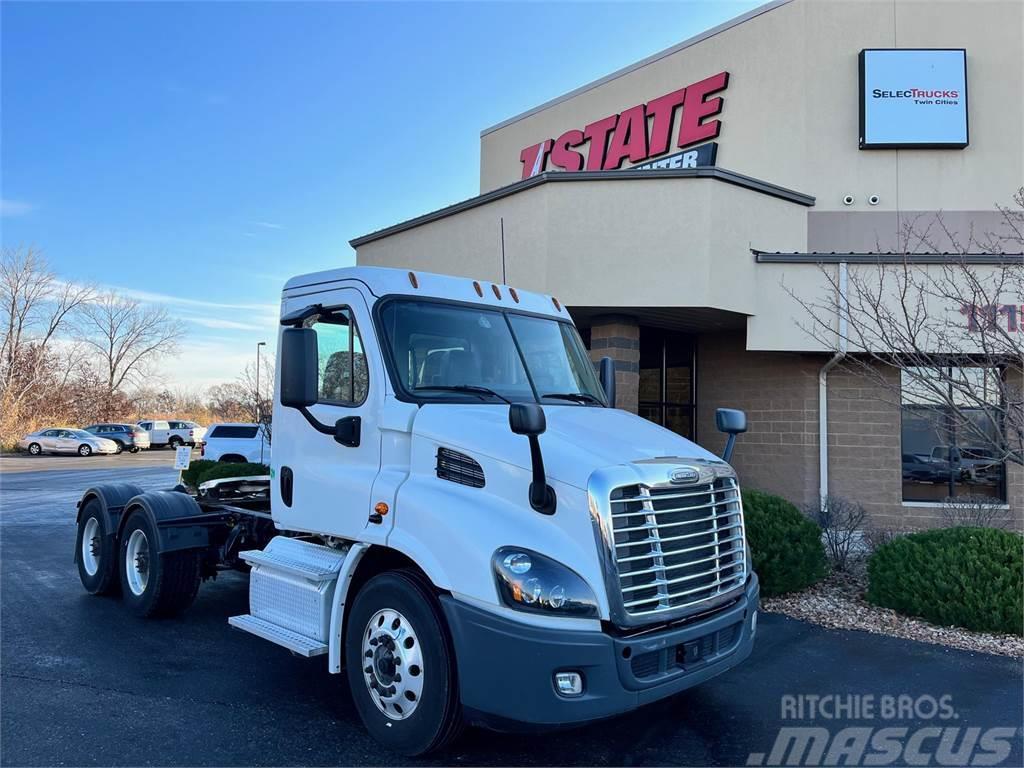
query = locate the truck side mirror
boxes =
[509,402,546,436]
[599,357,616,407]
[715,408,747,464]
[508,403,555,515]
[280,328,318,408]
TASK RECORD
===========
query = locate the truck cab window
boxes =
[379,299,605,405]
[308,309,369,405]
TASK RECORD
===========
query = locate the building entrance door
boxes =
[639,327,696,439]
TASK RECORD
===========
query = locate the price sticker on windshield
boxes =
[174,445,192,470]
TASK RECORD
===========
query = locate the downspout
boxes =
[818,261,848,507]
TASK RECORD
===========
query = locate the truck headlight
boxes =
[492,547,598,618]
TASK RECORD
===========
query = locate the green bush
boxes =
[196,461,270,487]
[867,527,1023,635]
[180,460,218,488]
[742,489,828,597]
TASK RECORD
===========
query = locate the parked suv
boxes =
[137,419,206,449]
[201,423,269,463]
[83,423,151,453]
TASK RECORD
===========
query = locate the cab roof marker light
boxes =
[408,271,419,289]
[509,287,520,303]
[472,281,484,297]
[491,284,502,300]
[552,296,562,311]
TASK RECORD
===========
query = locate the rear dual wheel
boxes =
[118,510,201,617]
[345,571,463,756]
[76,499,119,595]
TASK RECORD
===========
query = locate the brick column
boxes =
[588,315,640,412]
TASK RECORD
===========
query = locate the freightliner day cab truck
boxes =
[74,267,759,756]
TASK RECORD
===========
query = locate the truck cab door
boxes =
[274,287,385,541]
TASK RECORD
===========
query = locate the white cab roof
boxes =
[283,266,569,320]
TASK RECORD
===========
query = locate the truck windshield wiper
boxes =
[541,392,604,405]
[413,385,512,404]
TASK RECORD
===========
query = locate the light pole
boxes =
[255,341,267,423]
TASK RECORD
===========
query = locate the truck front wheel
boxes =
[345,571,463,756]
[118,510,201,617]
[76,499,119,595]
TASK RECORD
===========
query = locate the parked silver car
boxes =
[83,423,152,453]
[17,428,120,457]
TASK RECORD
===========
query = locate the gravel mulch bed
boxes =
[761,560,1023,658]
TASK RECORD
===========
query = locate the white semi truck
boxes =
[74,267,758,756]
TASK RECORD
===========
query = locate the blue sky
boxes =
[1,0,759,389]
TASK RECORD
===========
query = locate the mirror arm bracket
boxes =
[298,406,334,435]
[296,408,361,447]
[527,436,557,515]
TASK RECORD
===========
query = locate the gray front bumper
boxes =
[442,572,759,728]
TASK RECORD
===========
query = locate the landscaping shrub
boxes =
[941,495,1013,530]
[180,460,218,489]
[867,527,1023,635]
[196,461,270,486]
[804,494,867,571]
[742,489,828,597]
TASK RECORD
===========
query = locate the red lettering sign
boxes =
[519,71,729,179]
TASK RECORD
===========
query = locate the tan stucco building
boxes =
[353,0,1024,527]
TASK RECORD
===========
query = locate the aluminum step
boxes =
[240,540,346,583]
[229,614,328,657]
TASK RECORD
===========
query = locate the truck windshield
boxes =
[378,300,607,405]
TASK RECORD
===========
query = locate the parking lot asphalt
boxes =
[1,457,1021,767]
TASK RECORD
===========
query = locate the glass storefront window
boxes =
[901,367,1006,502]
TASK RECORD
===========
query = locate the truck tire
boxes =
[168,436,183,448]
[119,509,201,618]
[76,498,119,595]
[345,571,463,756]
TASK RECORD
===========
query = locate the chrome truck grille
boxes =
[589,461,747,627]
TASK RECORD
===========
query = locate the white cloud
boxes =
[111,286,278,315]
[155,337,264,390]
[186,317,268,331]
[1,198,35,217]
[255,221,283,230]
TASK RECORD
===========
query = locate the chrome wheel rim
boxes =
[81,517,101,576]
[361,608,424,721]
[125,529,150,596]
[29,444,40,455]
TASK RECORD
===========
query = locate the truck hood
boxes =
[411,404,722,490]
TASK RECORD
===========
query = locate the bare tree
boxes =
[791,188,1024,469]
[206,381,250,422]
[0,247,95,442]
[76,292,185,415]
[237,354,274,443]
[0,247,94,399]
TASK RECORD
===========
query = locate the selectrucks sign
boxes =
[859,49,968,149]
[519,71,729,179]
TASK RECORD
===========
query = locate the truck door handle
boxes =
[334,416,361,448]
